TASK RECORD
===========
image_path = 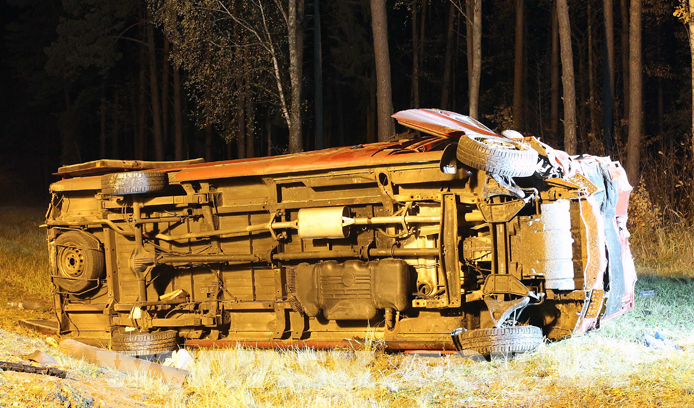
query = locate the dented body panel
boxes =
[45,109,635,350]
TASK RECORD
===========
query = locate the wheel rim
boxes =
[58,246,85,278]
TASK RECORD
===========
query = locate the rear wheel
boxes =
[111,330,178,357]
[452,326,543,356]
[456,134,538,177]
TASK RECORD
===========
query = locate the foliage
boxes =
[151,0,293,140]
[628,166,694,274]
[483,105,514,133]
[674,2,691,24]
[45,0,138,82]
[324,0,375,103]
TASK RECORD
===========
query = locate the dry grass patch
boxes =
[0,207,51,302]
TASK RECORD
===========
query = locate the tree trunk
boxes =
[314,0,324,150]
[60,87,79,165]
[557,0,577,154]
[236,89,246,159]
[690,0,694,166]
[588,0,599,145]
[297,0,305,110]
[137,40,146,160]
[100,95,107,158]
[440,2,456,109]
[603,0,615,155]
[147,22,164,161]
[551,4,560,141]
[173,54,183,161]
[367,86,376,143]
[205,123,213,162]
[536,59,544,140]
[111,88,119,158]
[452,11,461,111]
[466,0,473,94]
[130,83,138,159]
[245,77,255,158]
[513,0,524,129]
[469,0,482,119]
[370,0,395,141]
[233,15,245,159]
[687,0,694,168]
[578,35,588,150]
[288,0,304,152]
[265,110,272,156]
[657,76,663,134]
[656,24,663,136]
[242,44,255,158]
[162,37,170,146]
[337,85,345,146]
[620,0,629,129]
[418,0,427,88]
[411,0,419,108]
[626,0,642,183]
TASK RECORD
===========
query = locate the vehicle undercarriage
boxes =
[45,109,636,356]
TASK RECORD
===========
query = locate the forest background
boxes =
[1,0,692,237]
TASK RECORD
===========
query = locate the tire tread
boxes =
[101,171,168,196]
[112,330,178,356]
[456,134,538,177]
[456,326,543,355]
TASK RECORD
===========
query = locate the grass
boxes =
[0,207,51,301]
[0,207,53,334]
[627,181,694,276]
[0,206,693,407]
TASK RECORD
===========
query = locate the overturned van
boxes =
[45,109,636,356]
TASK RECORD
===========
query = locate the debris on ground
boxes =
[58,339,188,385]
[19,318,60,335]
[7,299,48,311]
[0,360,67,378]
[162,349,194,370]
[24,349,58,365]
[642,332,682,350]
[46,337,59,348]
[639,290,657,298]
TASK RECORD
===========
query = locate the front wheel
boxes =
[452,326,543,356]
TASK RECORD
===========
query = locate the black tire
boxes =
[454,326,543,356]
[54,231,105,293]
[456,134,538,177]
[112,330,178,357]
[101,171,168,196]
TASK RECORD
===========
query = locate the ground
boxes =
[1,207,693,407]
